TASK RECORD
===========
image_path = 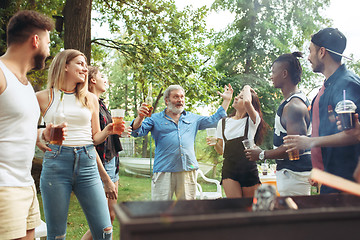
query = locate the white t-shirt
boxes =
[216,112,260,146]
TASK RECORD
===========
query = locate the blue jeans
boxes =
[104,157,119,183]
[40,144,112,240]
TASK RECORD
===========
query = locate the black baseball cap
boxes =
[311,28,351,61]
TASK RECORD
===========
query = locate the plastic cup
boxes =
[335,100,357,130]
[121,121,131,138]
[111,109,125,135]
[206,128,217,146]
[206,128,216,137]
[242,139,255,149]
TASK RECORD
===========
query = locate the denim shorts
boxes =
[104,156,119,183]
[40,144,112,240]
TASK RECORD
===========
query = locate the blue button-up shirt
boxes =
[131,106,226,172]
[311,64,360,194]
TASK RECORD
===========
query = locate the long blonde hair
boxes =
[47,49,91,109]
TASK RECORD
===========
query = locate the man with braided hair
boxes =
[245,52,312,196]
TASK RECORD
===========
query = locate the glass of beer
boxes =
[206,128,217,146]
[286,135,300,160]
[335,100,357,130]
[50,125,64,145]
[111,109,125,135]
[288,149,300,160]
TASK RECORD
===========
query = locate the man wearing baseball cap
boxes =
[307,28,360,194]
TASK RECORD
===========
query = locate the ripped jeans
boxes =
[40,144,112,240]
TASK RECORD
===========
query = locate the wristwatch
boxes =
[259,150,265,161]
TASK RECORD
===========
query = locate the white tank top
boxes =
[0,60,40,187]
[43,89,93,146]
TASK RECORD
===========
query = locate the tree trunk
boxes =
[153,88,163,113]
[63,0,92,63]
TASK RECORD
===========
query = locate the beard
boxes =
[167,101,184,115]
[311,60,324,73]
[33,53,47,70]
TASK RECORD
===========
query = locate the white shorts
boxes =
[276,169,311,196]
[151,170,197,200]
[0,184,41,239]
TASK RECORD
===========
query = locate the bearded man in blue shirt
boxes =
[132,84,233,200]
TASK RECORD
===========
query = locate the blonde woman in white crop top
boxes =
[36,49,115,239]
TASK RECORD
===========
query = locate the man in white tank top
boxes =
[0,10,54,240]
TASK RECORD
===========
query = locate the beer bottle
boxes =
[50,91,65,145]
[145,83,153,117]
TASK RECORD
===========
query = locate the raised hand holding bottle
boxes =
[145,83,153,117]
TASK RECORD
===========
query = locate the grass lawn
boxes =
[37,167,219,239]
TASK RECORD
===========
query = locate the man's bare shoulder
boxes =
[283,98,309,119]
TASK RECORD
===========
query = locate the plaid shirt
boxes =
[96,99,122,164]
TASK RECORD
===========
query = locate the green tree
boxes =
[0,0,64,91]
[212,0,331,149]
[1,0,224,158]
[92,0,226,158]
[213,0,330,76]
[92,0,222,112]
[106,52,137,114]
[0,0,17,56]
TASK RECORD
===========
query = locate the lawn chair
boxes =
[196,169,222,199]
